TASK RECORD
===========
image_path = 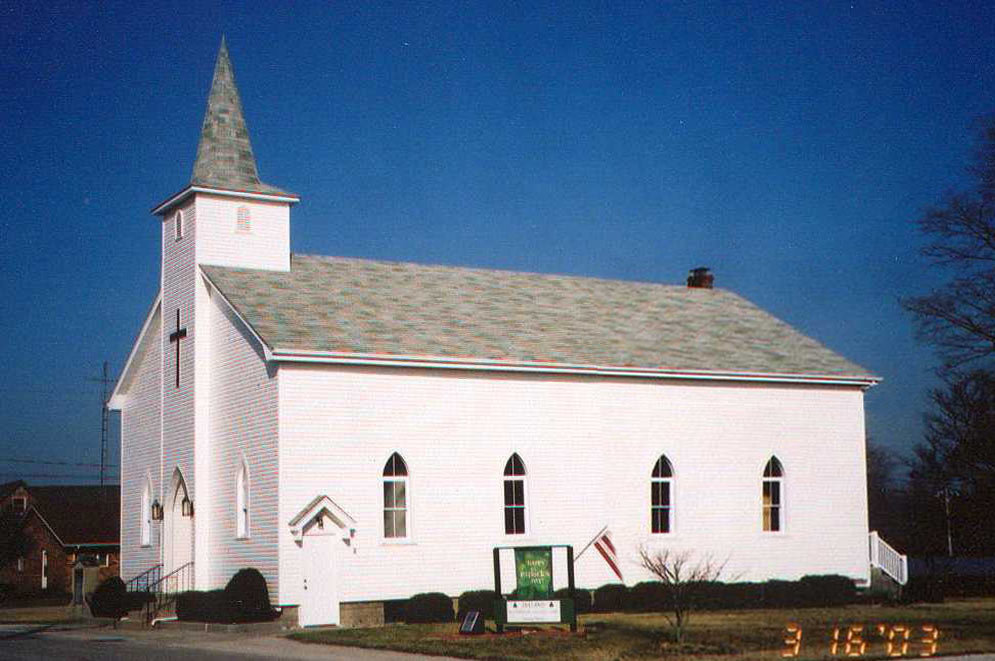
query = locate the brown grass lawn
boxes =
[290,599,995,660]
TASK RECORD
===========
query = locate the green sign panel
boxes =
[514,547,553,599]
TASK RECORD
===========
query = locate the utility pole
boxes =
[89,362,113,486]
[936,485,956,557]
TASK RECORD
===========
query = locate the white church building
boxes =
[110,42,885,626]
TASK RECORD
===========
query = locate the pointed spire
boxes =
[191,38,286,195]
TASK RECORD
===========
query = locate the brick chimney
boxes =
[687,267,714,289]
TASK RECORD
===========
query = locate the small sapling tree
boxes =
[637,547,726,643]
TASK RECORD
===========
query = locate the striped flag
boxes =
[593,529,623,581]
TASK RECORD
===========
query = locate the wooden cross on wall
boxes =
[169,309,187,388]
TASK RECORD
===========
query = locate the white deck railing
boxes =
[869,530,908,585]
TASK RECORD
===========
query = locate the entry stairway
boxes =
[869,530,908,585]
[125,562,194,625]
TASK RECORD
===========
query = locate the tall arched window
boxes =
[383,453,408,539]
[763,456,784,532]
[141,477,152,546]
[236,462,249,539]
[651,455,674,534]
[503,453,527,535]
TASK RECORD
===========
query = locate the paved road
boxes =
[0,623,453,660]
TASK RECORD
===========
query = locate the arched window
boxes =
[763,456,784,532]
[651,455,673,534]
[236,462,249,539]
[141,477,152,546]
[175,210,184,240]
[383,453,408,538]
[503,454,527,535]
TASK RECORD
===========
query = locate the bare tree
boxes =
[904,114,995,371]
[637,547,726,643]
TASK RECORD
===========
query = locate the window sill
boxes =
[235,535,250,541]
[380,538,416,546]
[139,543,152,549]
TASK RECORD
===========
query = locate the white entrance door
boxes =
[165,477,194,590]
[300,526,339,626]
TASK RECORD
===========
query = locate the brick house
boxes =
[0,481,120,599]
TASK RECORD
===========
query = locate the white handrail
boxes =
[869,531,908,585]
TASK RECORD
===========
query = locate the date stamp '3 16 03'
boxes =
[782,624,940,657]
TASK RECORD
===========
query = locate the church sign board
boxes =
[493,545,577,632]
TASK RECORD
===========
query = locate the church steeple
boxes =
[191,38,287,195]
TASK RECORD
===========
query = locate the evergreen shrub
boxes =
[224,568,277,622]
[456,589,497,621]
[627,581,670,612]
[553,587,592,613]
[404,592,454,623]
[88,576,128,618]
[176,589,233,622]
[592,583,628,612]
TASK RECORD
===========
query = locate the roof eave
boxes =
[109,293,162,410]
[151,184,300,216]
[268,348,881,388]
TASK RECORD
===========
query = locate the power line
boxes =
[1,458,118,468]
[0,473,118,480]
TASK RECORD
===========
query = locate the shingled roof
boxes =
[29,486,119,546]
[190,38,288,196]
[202,255,875,380]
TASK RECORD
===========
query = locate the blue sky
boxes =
[1,1,993,483]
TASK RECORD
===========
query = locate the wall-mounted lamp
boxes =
[181,497,194,517]
[151,500,163,521]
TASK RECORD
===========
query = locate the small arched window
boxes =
[383,453,408,538]
[141,478,152,546]
[175,210,184,240]
[651,455,673,534]
[763,456,784,532]
[236,462,249,538]
[503,454,527,535]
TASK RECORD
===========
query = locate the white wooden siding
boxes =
[194,194,290,271]
[277,366,869,605]
[119,308,162,581]
[161,200,197,566]
[205,288,280,593]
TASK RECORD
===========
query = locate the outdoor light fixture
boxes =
[181,496,194,517]
[151,500,163,521]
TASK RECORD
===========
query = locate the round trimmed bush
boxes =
[224,568,276,622]
[405,592,454,623]
[89,576,128,618]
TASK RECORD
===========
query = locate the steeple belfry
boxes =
[191,38,286,195]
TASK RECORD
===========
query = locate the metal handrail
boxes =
[125,564,162,593]
[144,561,194,625]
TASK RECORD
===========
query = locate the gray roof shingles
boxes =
[202,255,875,379]
[190,39,289,197]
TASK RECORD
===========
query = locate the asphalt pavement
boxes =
[0,623,453,660]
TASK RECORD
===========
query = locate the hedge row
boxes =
[176,568,279,623]
[903,573,995,603]
[591,575,857,612]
